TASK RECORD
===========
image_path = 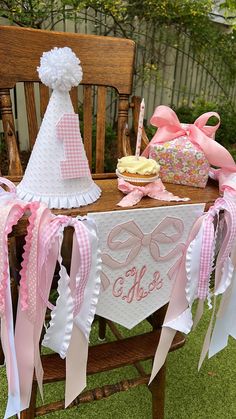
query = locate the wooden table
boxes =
[11,177,220,236]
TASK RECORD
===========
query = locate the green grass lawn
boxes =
[1,309,236,419]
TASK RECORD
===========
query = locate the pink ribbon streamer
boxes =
[117,178,189,207]
[15,204,53,413]
[149,214,205,383]
[198,198,236,300]
[15,212,94,413]
[0,204,24,419]
[0,177,41,418]
[142,105,236,172]
[210,167,236,194]
[40,215,99,408]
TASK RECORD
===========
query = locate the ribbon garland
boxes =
[2,155,236,414]
[0,177,101,418]
[149,191,236,384]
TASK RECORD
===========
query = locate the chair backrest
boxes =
[0,26,135,177]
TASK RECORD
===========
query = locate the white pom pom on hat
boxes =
[37,47,83,91]
[17,47,101,209]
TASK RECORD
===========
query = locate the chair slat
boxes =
[36,330,185,383]
[39,83,49,119]
[24,82,38,149]
[70,87,78,113]
[83,85,93,170]
[96,86,106,173]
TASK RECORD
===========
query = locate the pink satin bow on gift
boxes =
[142,105,236,171]
[117,178,189,207]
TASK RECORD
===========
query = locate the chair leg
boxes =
[149,363,166,419]
[98,316,107,341]
[0,340,4,365]
[20,382,37,419]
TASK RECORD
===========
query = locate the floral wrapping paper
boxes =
[149,136,210,188]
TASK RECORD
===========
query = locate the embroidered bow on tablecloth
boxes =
[0,177,101,419]
[100,218,185,290]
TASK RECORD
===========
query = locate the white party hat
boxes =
[17,47,101,209]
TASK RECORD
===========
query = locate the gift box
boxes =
[149,126,210,188]
[142,106,222,188]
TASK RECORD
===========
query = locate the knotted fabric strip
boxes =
[41,215,101,408]
[14,203,52,414]
[117,178,189,207]
[149,214,205,384]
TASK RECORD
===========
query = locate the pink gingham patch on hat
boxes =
[57,113,91,180]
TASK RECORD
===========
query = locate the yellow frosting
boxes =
[117,156,160,175]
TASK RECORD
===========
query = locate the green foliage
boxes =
[0,0,126,28]
[1,1,236,91]
[220,1,236,28]
[2,0,236,100]
[174,98,236,152]
[0,0,64,29]
[126,0,212,21]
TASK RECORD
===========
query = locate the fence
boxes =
[60,9,236,110]
[1,9,236,150]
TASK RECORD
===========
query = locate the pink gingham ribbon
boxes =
[73,221,92,315]
[198,197,236,299]
[40,215,92,315]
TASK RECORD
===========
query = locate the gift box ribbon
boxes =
[142,105,236,171]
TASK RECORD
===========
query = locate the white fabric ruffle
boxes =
[74,218,102,340]
[185,223,204,305]
[42,261,74,359]
[215,256,234,295]
[16,182,101,209]
[42,217,101,361]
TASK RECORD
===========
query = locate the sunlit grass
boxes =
[1,310,236,418]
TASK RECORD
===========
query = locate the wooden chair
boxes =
[0,25,185,418]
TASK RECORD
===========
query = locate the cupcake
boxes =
[116,156,160,186]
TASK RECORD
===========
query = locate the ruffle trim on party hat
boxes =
[16,182,101,209]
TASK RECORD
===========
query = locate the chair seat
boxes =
[38,330,185,384]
